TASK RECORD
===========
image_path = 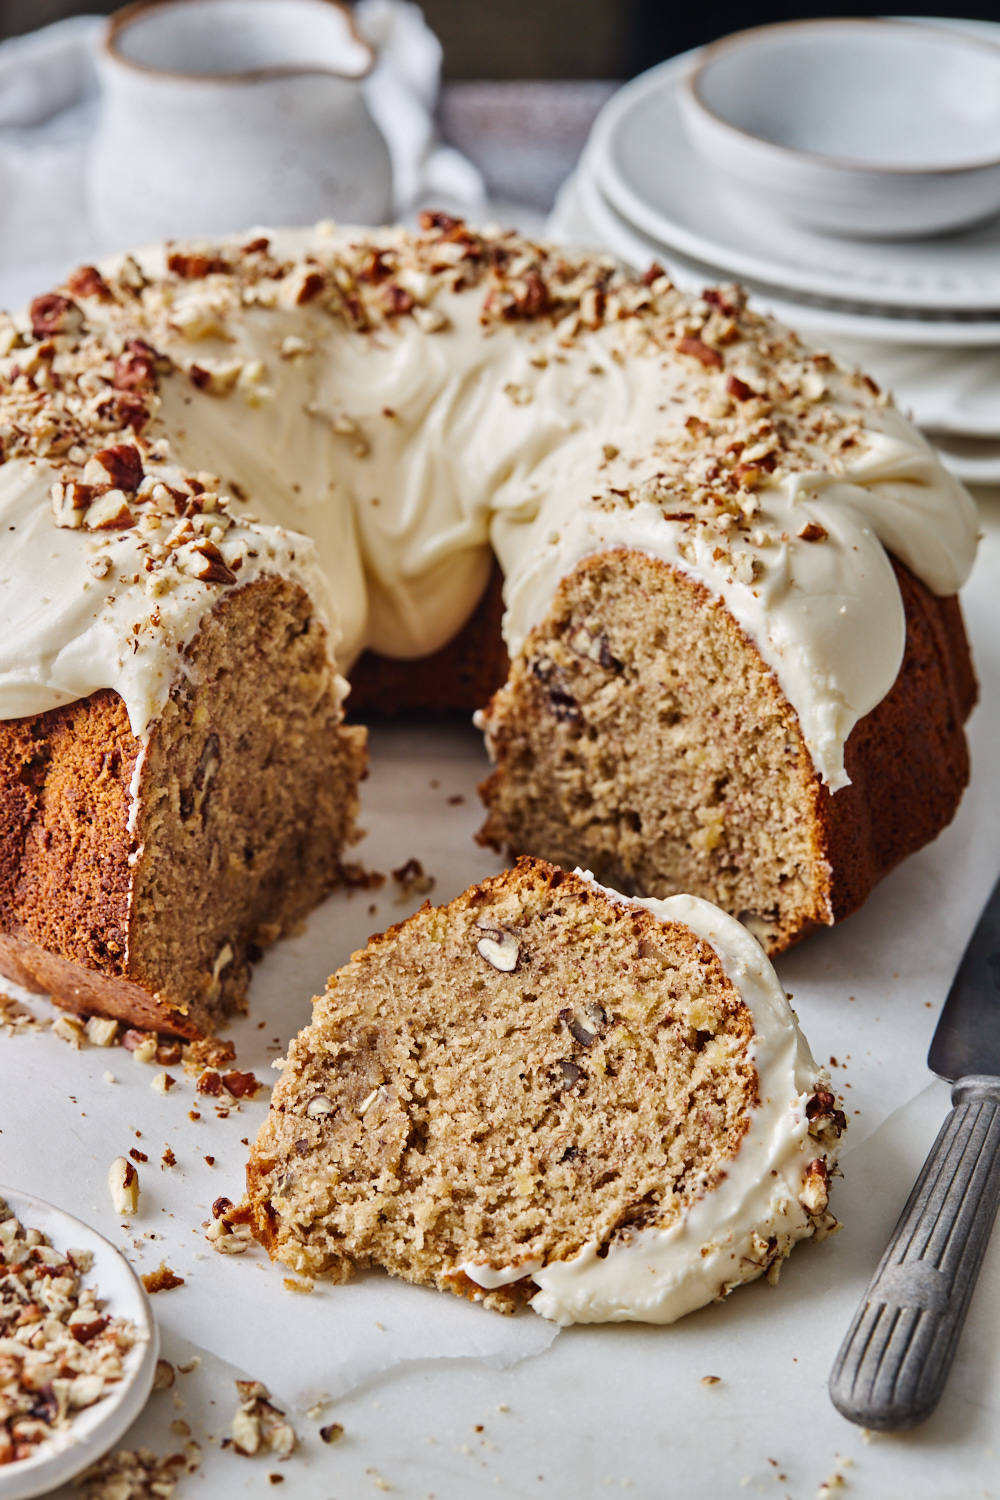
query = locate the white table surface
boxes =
[2,490,999,1500]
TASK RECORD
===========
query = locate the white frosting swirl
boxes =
[461,872,838,1327]
[0,224,978,795]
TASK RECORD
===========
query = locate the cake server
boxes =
[829,870,1000,1431]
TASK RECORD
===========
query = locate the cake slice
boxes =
[477,549,976,957]
[246,858,844,1324]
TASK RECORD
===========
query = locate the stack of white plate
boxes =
[548,21,1000,485]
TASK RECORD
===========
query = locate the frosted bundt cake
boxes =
[0,216,978,1032]
[245,859,845,1323]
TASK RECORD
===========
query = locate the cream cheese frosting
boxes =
[459,871,842,1327]
[0,219,978,792]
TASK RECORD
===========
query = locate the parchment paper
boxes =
[3,493,998,1499]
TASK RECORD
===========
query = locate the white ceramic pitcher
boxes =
[88,0,393,245]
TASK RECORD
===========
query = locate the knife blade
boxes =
[829,871,1000,1431]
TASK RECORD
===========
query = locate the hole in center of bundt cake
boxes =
[252,864,760,1306]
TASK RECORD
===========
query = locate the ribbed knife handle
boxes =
[830,1076,1000,1431]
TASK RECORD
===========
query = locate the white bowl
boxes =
[678,19,1000,239]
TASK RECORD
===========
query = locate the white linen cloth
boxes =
[0,3,485,313]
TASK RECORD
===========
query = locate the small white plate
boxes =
[0,1188,159,1500]
[589,28,1000,314]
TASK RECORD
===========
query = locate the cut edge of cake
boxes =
[0,575,368,1036]
[244,857,845,1325]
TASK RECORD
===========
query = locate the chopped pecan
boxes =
[222,1070,260,1099]
[83,443,144,492]
[189,540,237,586]
[476,927,519,972]
[703,287,740,316]
[726,374,759,402]
[30,292,83,339]
[677,335,723,369]
[65,264,113,301]
[358,248,393,284]
[419,209,462,235]
[167,251,230,278]
[108,1157,139,1216]
[391,857,435,898]
[84,490,135,531]
[114,339,159,391]
[97,391,151,431]
[296,270,326,305]
[806,1088,847,1133]
[800,1157,831,1214]
[51,480,92,529]
[383,283,414,316]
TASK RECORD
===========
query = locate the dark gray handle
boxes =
[829,1076,1000,1431]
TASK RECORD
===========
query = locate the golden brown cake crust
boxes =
[0,687,138,981]
[815,556,976,931]
[0,576,367,1036]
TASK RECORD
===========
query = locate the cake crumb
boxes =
[320,1422,344,1444]
[367,1469,392,1491]
[700,1375,721,1386]
[816,1474,846,1497]
[183,1036,237,1073]
[391,857,435,900]
[142,1262,185,1293]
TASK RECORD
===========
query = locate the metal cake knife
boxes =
[829,871,1000,1431]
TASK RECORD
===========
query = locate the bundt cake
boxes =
[245,859,846,1324]
[0,216,978,1032]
